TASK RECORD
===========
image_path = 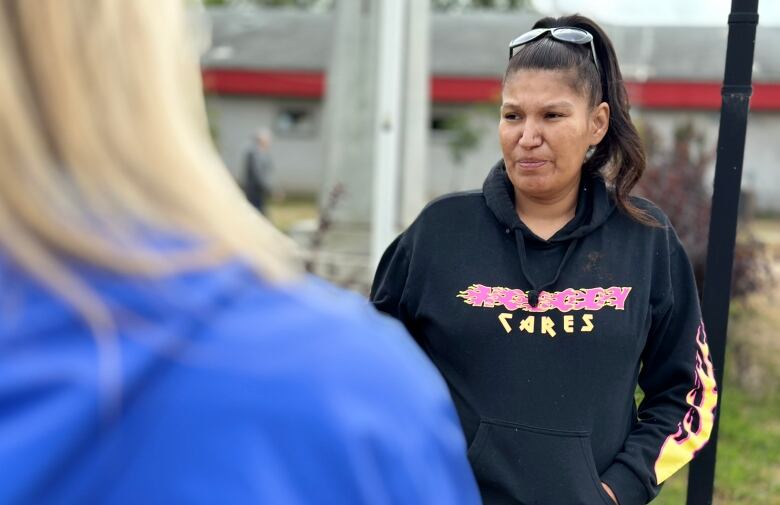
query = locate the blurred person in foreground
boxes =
[372,14,717,505]
[0,2,480,504]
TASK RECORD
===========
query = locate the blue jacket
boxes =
[0,254,480,505]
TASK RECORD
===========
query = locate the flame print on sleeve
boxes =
[654,322,718,484]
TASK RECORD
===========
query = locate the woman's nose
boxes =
[518,121,542,148]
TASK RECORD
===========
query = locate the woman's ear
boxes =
[590,102,610,145]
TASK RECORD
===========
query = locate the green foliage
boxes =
[205,99,221,146]
[443,113,481,165]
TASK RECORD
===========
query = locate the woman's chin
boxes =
[507,171,552,193]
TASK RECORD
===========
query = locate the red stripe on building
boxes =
[752,84,780,110]
[624,81,720,109]
[625,81,780,111]
[202,69,324,97]
[431,76,502,103]
[202,69,780,110]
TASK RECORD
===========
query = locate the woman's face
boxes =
[499,69,609,203]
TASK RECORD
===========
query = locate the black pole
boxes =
[685,1,759,504]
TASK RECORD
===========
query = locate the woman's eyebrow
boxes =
[501,100,575,110]
[542,101,575,109]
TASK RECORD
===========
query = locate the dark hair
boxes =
[503,14,657,226]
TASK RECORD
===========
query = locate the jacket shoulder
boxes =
[424,190,483,209]
[627,195,673,227]
[624,196,690,258]
[413,190,485,225]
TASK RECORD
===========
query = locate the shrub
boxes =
[635,120,771,300]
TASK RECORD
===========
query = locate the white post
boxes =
[321,0,377,224]
[401,0,430,226]
[371,0,407,270]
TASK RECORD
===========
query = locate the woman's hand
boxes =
[601,482,619,504]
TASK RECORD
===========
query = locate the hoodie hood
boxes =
[482,159,616,244]
[482,160,617,306]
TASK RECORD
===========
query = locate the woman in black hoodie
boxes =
[371,14,717,505]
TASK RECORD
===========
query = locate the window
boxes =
[273,108,317,137]
[430,113,456,138]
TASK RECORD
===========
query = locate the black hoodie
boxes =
[371,162,717,505]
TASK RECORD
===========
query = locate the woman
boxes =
[0,2,480,504]
[372,14,717,505]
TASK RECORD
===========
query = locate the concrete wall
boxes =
[207,95,780,212]
[207,95,324,194]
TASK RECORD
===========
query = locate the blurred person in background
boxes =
[372,14,716,505]
[0,1,480,504]
[241,128,274,215]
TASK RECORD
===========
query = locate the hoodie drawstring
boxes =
[514,230,580,308]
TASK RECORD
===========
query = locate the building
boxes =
[201,6,780,212]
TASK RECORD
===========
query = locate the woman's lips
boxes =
[516,159,547,169]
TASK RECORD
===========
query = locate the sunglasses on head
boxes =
[508,27,600,74]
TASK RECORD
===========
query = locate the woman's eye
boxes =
[545,112,564,119]
[503,113,520,120]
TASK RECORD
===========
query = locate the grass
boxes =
[714,386,780,503]
[751,218,780,246]
[266,195,318,233]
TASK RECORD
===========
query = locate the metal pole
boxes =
[371,0,407,269]
[686,1,759,504]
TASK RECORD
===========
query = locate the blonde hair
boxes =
[0,1,300,344]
